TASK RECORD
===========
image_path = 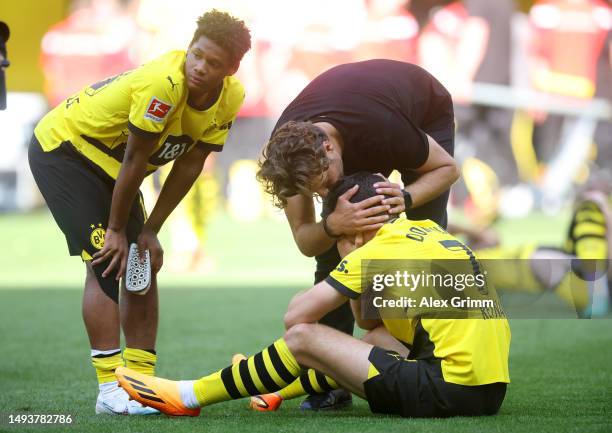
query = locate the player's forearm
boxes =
[350,299,381,330]
[108,155,149,231]
[145,158,204,233]
[285,195,336,257]
[293,222,336,257]
[405,163,459,209]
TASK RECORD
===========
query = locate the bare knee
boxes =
[361,325,387,345]
[284,323,315,361]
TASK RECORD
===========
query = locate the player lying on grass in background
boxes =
[116,172,511,418]
[448,173,611,317]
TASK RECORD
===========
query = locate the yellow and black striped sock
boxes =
[91,349,123,385]
[194,339,302,406]
[569,201,607,260]
[123,348,157,376]
[278,369,338,400]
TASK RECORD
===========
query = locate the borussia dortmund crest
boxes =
[89,223,106,250]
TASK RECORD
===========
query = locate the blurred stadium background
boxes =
[0,1,611,431]
[1,0,610,288]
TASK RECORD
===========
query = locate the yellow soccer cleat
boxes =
[115,366,201,417]
[250,393,283,412]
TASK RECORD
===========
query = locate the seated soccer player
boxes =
[115,172,511,418]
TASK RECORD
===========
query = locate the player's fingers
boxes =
[117,256,127,281]
[154,255,163,274]
[358,215,389,227]
[339,184,359,201]
[92,245,109,259]
[91,249,112,266]
[151,249,163,274]
[356,195,385,209]
[373,180,398,189]
[361,223,385,231]
[102,254,120,278]
[389,203,405,214]
[359,204,391,217]
[136,239,148,263]
[375,187,402,196]
[381,196,404,206]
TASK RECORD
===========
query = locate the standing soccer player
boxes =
[257,60,459,409]
[28,10,251,415]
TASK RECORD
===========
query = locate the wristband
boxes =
[402,190,413,210]
[322,216,340,239]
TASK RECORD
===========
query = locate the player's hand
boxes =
[337,233,364,258]
[92,228,128,280]
[467,227,500,250]
[373,178,405,214]
[337,237,356,258]
[326,185,390,236]
[137,227,163,274]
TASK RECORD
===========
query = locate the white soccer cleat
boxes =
[125,243,151,295]
[95,382,159,415]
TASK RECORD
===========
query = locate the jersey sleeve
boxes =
[128,71,179,139]
[196,78,245,153]
[389,115,430,170]
[325,247,369,299]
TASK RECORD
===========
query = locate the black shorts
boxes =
[28,136,146,302]
[364,347,507,418]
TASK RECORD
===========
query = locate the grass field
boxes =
[1,289,611,433]
[1,210,611,432]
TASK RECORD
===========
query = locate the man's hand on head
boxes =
[373,176,405,215]
[325,185,390,237]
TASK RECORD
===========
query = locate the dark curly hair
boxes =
[257,121,330,208]
[190,10,251,66]
[321,172,394,220]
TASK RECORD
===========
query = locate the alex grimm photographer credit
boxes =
[0,1,610,433]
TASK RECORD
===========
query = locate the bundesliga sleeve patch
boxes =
[144,97,173,123]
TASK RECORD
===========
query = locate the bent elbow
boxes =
[294,234,319,257]
[448,160,461,185]
[297,244,317,258]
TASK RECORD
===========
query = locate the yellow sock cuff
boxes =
[278,369,338,400]
[194,338,302,407]
[91,350,123,384]
[123,348,157,376]
[194,371,229,407]
[273,339,301,377]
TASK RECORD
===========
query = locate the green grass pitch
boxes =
[0,211,611,432]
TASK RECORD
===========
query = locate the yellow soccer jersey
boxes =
[327,217,511,386]
[34,51,244,179]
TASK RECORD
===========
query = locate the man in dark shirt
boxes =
[257,59,459,409]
